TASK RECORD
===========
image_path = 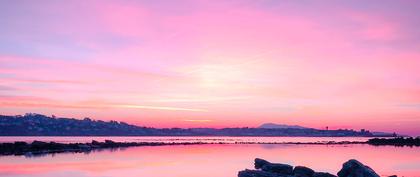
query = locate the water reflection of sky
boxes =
[0,136,379,144]
[0,143,419,177]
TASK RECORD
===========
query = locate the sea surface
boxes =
[0,136,419,177]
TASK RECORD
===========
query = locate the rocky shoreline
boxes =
[238,158,395,177]
[0,137,417,157]
[0,140,206,156]
[367,137,420,146]
[0,140,361,156]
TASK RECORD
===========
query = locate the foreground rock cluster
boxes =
[238,158,393,177]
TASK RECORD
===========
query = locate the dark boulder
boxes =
[239,158,382,177]
[30,141,49,150]
[31,140,48,146]
[337,159,380,177]
[104,140,115,144]
[254,158,293,175]
[313,172,337,177]
[293,166,315,177]
[255,158,271,169]
[261,163,293,175]
[238,169,285,177]
[91,140,101,145]
[14,141,28,147]
[77,144,91,149]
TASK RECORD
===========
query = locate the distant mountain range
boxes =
[259,123,310,129]
[0,113,396,137]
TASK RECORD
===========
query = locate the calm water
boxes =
[0,136,377,144]
[0,137,419,177]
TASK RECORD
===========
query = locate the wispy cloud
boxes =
[150,96,251,103]
[1,0,420,135]
[396,103,420,109]
[0,95,207,112]
[183,119,213,122]
[115,104,207,112]
[0,85,16,91]
[1,78,86,84]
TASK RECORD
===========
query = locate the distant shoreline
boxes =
[1,114,398,137]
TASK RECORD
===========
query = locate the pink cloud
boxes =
[346,11,401,41]
[1,1,420,135]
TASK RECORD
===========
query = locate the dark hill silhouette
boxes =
[259,123,309,129]
[0,113,394,137]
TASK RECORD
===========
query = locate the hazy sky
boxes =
[1,0,420,135]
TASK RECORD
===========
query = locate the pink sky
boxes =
[1,0,420,135]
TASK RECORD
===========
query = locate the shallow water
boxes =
[0,136,377,144]
[0,137,419,177]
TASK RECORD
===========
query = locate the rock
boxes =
[14,141,28,147]
[238,169,284,177]
[91,140,101,145]
[77,144,91,149]
[239,158,382,177]
[30,141,50,150]
[104,140,115,144]
[313,172,337,177]
[388,175,397,177]
[255,158,271,169]
[253,158,293,175]
[293,166,315,177]
[337,159,380,177]
[261,163,293,175]
[31,140,48,146]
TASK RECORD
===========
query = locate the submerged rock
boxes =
[337,159,380,177]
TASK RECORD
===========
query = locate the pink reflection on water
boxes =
[0,136,377,144]
[0,144,419,177]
